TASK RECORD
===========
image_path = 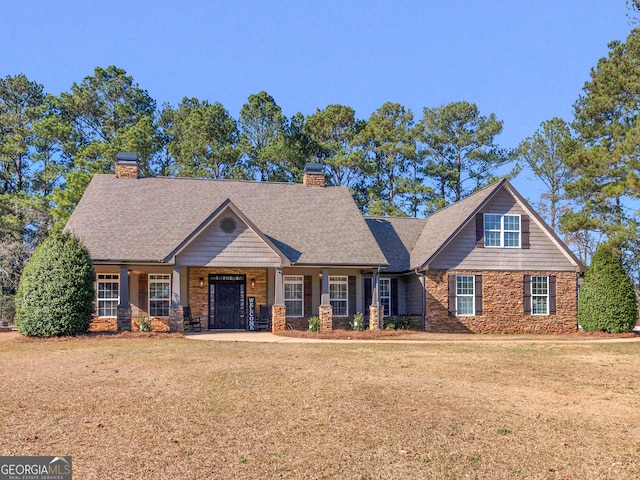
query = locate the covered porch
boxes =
[93,264,386,333]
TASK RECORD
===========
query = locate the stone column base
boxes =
[169,306,184,333]
[319,304,333,331]
[117,305,132,332]
[272,305,286,331]
[369,304,380,330]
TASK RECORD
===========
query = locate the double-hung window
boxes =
[379,278,391,317]
[284,276,303,317]
[149,274,170,317]
[329,276,348,317]
[484,214,520,247]
[97,274,119,317]
[531,276,549,315]
[456,275,475,316]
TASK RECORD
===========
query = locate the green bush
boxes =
[578,244,638,333]
[308,315,320,332]
[15,232,95,336]
[349,312,364,331]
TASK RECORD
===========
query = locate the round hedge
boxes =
[15,232,95,336]
[578,244,638,333]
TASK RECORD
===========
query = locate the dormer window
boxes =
[484,214,520,248]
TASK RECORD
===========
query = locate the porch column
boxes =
[272,267,286,331]
[117,265,131,332]
[169,265,184,333]
[369,270,380,330]
[319,268,333,331]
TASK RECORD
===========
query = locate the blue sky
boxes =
[1,0,634,201]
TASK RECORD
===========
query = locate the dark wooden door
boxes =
[209,276,246,329]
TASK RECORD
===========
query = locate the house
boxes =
[65,153,583,334]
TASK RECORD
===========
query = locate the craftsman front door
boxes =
[209,275,246,329]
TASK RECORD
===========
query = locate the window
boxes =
[329,276,348,317]
[379,278,391,317]
[484,214,520,247]
[97,274,119,317]
[284,276,303,317]
[149,274,170,317]
[531,276,549,315]
[456,275,475,316]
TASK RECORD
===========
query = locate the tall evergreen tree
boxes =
[415,101,513,210]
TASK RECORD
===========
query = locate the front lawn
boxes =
[1,332,639,479]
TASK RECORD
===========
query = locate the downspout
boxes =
[415,269,426,331]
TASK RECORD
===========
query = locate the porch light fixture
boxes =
[251,278,255,288]
[199,277,204,287]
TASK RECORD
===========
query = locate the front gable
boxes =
[426,186,581,272]
[170,201,285,268]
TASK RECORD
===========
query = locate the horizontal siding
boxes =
[429,189,577,271]
[178,211,282,267]
[404,275,424,315]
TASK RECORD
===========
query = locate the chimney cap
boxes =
[303,162,324,174]
[116,152,140,163]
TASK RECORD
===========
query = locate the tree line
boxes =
[3,5,640,319]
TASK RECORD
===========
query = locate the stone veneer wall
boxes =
[188,267,269,329]
[425,270,578,334]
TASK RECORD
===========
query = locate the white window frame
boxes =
[97,274,119,317]
[329,276,348,317]
[284,275,304,317]
[484,213,521,248]
[149,274,171,317]
[531,275,549,315]
[456,275,475,316]
[379,278,391,317]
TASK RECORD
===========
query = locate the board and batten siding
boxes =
[428,189,577,271]
[176,211,282,268]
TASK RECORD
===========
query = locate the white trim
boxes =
[97,274,119,317]
[484,213,521,248]
[284,275,304,317]
[329,275,348,317]
[456,274,475,316]
[531,275,549,316]
[149,274,171,317]
[379,278,391,317]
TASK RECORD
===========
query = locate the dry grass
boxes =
[1,332,640,479]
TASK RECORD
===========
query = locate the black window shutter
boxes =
[364,277,372,312]
[476,213,484,248]
[521,215,530,249]
[448,274,456,316]
[348,276,356,316]
[474,275,483,316]
[549,275,557,315]
[304,275,312,317]
[523,275,531,314]
[391,278,399,316]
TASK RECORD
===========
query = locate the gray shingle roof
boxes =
[65,175,388,266]
[365,217,427,273]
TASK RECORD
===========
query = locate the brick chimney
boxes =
[115,152,140,179]
[302,162,325,187]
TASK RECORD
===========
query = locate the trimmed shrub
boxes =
[578,244,638,333]
[15,232,95,336]
[308,315,320,332]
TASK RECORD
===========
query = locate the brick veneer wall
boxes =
[303,173,325,187]
[115,162,139,179]
[425,270,578,334]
